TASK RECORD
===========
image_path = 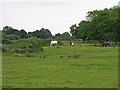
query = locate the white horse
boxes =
[50,41,58,46]
[71,43,74,46]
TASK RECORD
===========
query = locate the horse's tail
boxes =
[107,43,110,46]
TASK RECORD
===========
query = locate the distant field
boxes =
[2,46,118,88]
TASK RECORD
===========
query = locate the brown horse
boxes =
[100,40,110,47]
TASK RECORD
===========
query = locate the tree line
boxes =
[2,26,71,40]
[1,5,120,44]
[70,6,120,44]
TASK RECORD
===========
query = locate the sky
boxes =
[0,0,119,35]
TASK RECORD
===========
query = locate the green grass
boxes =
[2,46,118,88]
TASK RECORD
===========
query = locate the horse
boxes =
[50,41,58,46]
[102,42,110,47]
[99,40,110,47]
[69,41,74,46]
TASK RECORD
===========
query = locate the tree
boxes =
[61,32,70,40]
[31,30,40,38]
[2,26,21,39]
[3,35,20,40]
[20,29,27,38]
[78,20,90,41]
[3,26,13,32]
[70,24,79,39]
[54,32,70,40]
[39,28,52,38]
[28,28,52,39]
[55,33,61,37]
[87,6,119,42]
[70,6,120,44]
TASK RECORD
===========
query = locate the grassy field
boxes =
[2,46,118,88]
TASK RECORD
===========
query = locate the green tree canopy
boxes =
[70,6,119,42]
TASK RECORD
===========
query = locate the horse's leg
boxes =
[102,44,104,47]
[105,44,107,47]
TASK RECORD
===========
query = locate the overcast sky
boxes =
[0,0,119,35]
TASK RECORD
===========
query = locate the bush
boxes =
[2,39,12,44]
[40,47,44,51]
[73,54,80,58]
[14,49,27,53]
[5,35,20,40]
[58,41,64,46]
[27,48,34,52]
[40,39,51,46]
[59,56,64,58]
[13,37,43,52]
[26,54,31,57]
[2,47,7,53]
